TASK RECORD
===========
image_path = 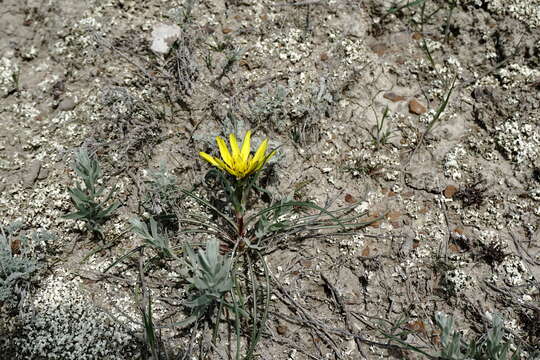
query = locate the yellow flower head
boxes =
[199,131,276,180]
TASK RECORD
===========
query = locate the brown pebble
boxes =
[412,32,423,40]
[361,247,370,257]
[344,193,356,203]
[222,28,233,34]
[320,53,329,61]
[406,320,426,333]
[409,99,427,115]
[276,325,288,335]
[383,92,406,102]
[443,185,458,198]
[453,227,464,235]
[369,43,388,56]
[11,238,21,255]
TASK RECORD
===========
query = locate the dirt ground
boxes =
[1,0,539,359]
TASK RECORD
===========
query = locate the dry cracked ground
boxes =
[1,0,539,359]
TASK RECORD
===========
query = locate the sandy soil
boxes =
[1,0,539,359]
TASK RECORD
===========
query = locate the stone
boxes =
[369,43,388,56]
[443,185,458,198]
[37,166,49,180]
[409,99,427,115]
[58,97,76,111]
[276,325,288,335]
[150,23,181,55]
[23,160,42,188]
[384,92,406,102]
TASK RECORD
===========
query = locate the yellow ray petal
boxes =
[229,133,240,160]
[241,130,252,162]
[255,149,276,171]
[216,136,233,167]
[199,152,220,167]
[246,157,260,175]
[214,158,236,176]
[252,138,268,165]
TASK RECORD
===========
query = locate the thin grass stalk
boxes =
[245,254,258,359]
[245,251,270,359]
[245,201,346,230]
[420,1,435,68]
[211,301,224,349]
[231,276,242,360]
[180,189,238,231]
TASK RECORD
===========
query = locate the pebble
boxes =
[443,185,458,198]
[58,97,76,111]
[409,99,427,115]
[37,166,49,180]
[369,43,388,56]
[150,23,181,54]
[23,160,42,188]
[276,325,288,335]
[383,92,406,102]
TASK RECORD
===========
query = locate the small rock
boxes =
[344,193,356,203]
[412,32,423,40]
[150,23,181,54]
[23,160,42,188]
[10,238,21,255]
[505,176,522,190]
[37,166,49,180]
[222,27,233,34]
[58,97,76,111]
[369,43,388,56]
[276,325,288,335]
[409,99,427,115]
[383,92,406,102]
[361,246,370,257]
[443,185,458,198]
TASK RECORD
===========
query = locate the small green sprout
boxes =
[64,147,119,238]
[182,239,234,324]
[435,312,520,360]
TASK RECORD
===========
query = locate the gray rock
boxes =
[37,166,49,180]
[58,97,76,111]
[150,23,181,55]
[23,160,42,188]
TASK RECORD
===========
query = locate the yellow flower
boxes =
[199,130,276,179]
